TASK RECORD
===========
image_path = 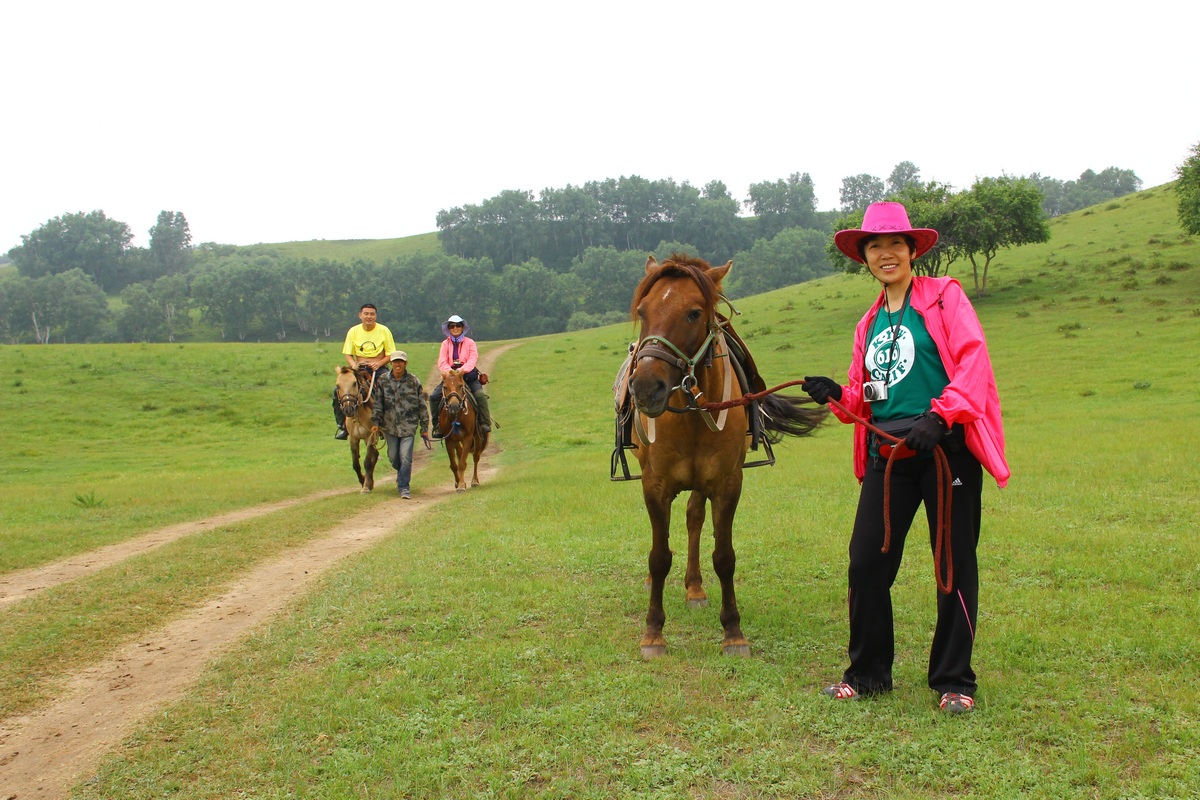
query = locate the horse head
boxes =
[629,253,730,418]
[335,366,365,417]
[441,369,467,415]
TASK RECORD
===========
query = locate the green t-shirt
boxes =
[864,303,949,422]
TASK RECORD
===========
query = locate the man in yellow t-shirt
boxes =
[333,304,397,439]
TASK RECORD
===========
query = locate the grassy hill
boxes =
[237,230,442,261]
[2,184,1198,797]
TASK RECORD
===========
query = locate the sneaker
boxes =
[334,427,348,440]
[822,682,860,700]
[430,429,444,439]
[939,692,975,714]
[400,489,411,499]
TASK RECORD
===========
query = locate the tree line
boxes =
[436,174,821,272]
[2,161,1156,345]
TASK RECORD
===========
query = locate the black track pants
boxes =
[841,447,983,696]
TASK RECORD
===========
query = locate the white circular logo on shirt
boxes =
[865,325,914,386]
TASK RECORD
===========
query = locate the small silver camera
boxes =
[862,380,889,402]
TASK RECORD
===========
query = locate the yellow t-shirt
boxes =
[342,323,396,360]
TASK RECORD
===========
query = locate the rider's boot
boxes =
[430,396,445,438]
[333,391,348,439]
[474,391,492,433]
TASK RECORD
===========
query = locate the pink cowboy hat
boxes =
[833,201,939,263]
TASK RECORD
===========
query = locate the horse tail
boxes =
[758,393,828,442]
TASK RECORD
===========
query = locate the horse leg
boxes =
[351,441,365,489]
[450,441,466,491]
[640,486,674,659]
[457,441,468,491]
[710,484,749,656]
[470,435,484,486]
[684,491,709,608]
[363,439,379,492]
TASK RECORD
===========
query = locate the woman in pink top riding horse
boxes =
[428,314,492,435]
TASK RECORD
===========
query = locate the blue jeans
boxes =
[384,434,415,491]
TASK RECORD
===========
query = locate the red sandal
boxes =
[822,682,860,700]
[939,692,975,714]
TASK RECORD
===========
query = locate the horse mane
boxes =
[629,253,720,321]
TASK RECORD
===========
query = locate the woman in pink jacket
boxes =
[428,314,492,434]
[803,202,1008,715]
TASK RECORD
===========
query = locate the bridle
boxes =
[337,370,376,418]
[632,291,738,433]
[438,378,473,436]
[634,325,721,412]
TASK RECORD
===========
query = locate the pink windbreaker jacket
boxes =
[437,336,479,374]
[829,276,1010,488]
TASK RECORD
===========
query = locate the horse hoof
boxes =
[687,598,709,609]
[456,487,465,493]
[640,644,667,660]
[360,487,371,494]
[722,643,751,658]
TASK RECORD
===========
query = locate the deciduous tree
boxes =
[746,173,817,239]
[118,282,166,342]
[886,161,923,196]
[148,211,193,278]
[839,173,885,213]
[8,211,133,292]
[727,227,832,297]
[953,176,1050,295]
[1175,141,1200,235]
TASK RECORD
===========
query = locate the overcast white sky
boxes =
[3,1,1195,253]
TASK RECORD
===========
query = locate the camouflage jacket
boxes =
[370,370,431,438]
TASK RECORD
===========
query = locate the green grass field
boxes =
[2,185,1198,798]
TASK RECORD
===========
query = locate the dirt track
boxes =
[0,345,514,799]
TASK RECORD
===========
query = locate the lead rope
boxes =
[702,381,954,594]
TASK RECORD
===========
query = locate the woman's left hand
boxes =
[905,414,947,452]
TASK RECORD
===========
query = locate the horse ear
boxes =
[708,260,732,285]
[645,255,659,274]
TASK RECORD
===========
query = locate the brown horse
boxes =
[334,366,380,492]
[435,368,489,491]
[628,254,826,658]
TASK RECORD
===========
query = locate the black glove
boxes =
[802,376,842,405]
[905,413,947,452]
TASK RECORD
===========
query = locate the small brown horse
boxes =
[334,366,380,492]
[436,368,489,491]
[628,254,825,658]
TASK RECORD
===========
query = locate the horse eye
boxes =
[687,309,702,323]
